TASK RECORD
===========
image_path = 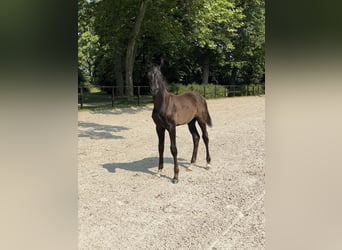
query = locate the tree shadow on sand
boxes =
[91,106,153,115]
[78,121,129,139]
[102,157,189,181]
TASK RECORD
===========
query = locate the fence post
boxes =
[80,87,83,109]
[137,86,140,106]
[111,86,115,107]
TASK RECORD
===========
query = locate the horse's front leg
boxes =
[168,125,179,184]
[156,126,165,177]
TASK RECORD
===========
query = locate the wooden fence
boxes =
[78,84,265,109]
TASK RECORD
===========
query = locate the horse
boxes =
[147,64,212,184]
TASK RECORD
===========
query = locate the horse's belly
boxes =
[176,111,196,126]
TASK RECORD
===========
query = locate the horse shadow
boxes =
[102,157,189,181]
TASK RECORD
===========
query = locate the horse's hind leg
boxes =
[187,119,200,171]
[197,120,211,169]
[156,126,165,177]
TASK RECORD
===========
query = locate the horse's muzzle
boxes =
[150,87,159,96]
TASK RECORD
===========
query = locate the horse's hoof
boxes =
[172,178,178,184]
[186,163,193,171]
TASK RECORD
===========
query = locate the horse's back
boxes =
[171,91,206,111]
[180,91,212,126]
[175,91,205,103]
[168,91,210,125]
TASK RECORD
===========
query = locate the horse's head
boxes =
[147,64,163,96]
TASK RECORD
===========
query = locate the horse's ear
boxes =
[146,62,153,71]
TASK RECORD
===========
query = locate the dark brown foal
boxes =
[148,64,212,184]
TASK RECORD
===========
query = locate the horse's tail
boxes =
[206,111,212,127]
[204,102,212,127]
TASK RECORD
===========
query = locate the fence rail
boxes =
[78,84,265,109]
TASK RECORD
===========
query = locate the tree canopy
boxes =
[78,0,265,96]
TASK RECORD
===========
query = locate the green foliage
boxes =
[78,0,99,85]
[230,0,265,84]
[189,0,243,50]
[78,0,265,90]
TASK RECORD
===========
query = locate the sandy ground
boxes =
[78,96,265,249]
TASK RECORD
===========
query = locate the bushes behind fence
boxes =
[168,83,264,98]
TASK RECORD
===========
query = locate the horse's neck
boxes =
[153,88,169,113]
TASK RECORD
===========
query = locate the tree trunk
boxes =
[202,53,210,85]
[230,67,238,85]
[87,60,95,85]
[125,0,149,99]
[114,49,124,96]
